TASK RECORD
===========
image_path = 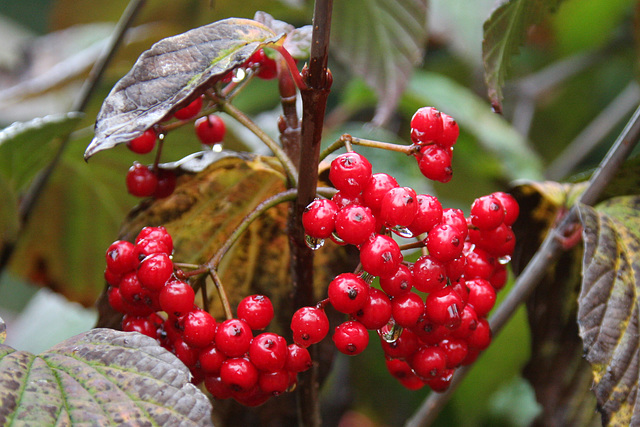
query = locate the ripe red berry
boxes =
[465,278,496,317]
[249,332,288,372]
[285,344,313,373]
[258,369,289,395]
[204,375,233,399]
[410,345,447,380]
[465,317,492,351]
[302,198,338,239]
[439,338,468,368]
[246,48,278,80]
[475,223,516,257]
[333,321,369,355]
[490,265,508,291]
[106,240,138,275]
[199,345,227,375]
[174,96,203,120]
[425,368,454,392]
[379,327,419,359]
[417,145,452,183]
[359,234,402,279]
[182,309,217,348]
[408,194,443,236]
[195,115,226,145]
[136,226,174,253]
[380,187,418,227]
[127,129,156,154]
[329,152,372,197]
[426,224,464,263]
[119,271,146,304]
[425,287,464,329]
[385,359,425,390]
[441,208,468,239]
[122,314,157,338]
[379,263,413,297]
[328,273,370,314]
[491,191,519,226]
[331,191,364,209]
[153,169,177,199]
[435,113,459,148]
[137,253,173,291]
[410,107,443,144]
[463,245,496,280]
[412,255,447,294]
[362,173,399,214]
[353,287,392,330]
[237,295,274,331]
[291,306,329,348]
[220,357,259,392]
[334,205,376,245]
[450,305,479,340]
[471,195,505,230]
[215,319,253,357]
[173,338,200,367]
[391,291,425,328]
[134,238,170,261]
[445,255,466,283]
[107,286,127,313]
[159,280,195,315]
[126,162,158,197]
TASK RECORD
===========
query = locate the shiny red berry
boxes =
[329,152,372,197]
[333,321,369,355]
[410,107,443,144]
[328,273,370,314]
[249,332,288,372]
[237,295,274,331]
[285,344,312,372]
[362,172,399,214]
[435,113,459,148]
[391,291,424,328]
[106,240,138,275]
[379,263,413,297]
[353,287,392,330]
[334,204,376,245]
[182,309,217,348]
[195,115,226,145]
[159,280,195,315]
[215,319,253,357]
[380,187,418,227]
[137,253,173,291]
[127,129,156,154]
[427,224,464,263]
[126,162,158,197]
[359,234,402,279]
[291,306,329,348]
[410,345,447,380]
[417,145,452,183]
[174,96,203,120]
[220,357,258,392]
[471,195,505,230]
[302,198,338,239]
[408,194,443,236]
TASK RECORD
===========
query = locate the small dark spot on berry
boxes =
[382,252,392,262]
[400,281,409,290]
[354,213,363,222]
[490,202,501,211]
[302,333,310,341]
[346,344,357,353]
[348,288,358,300]
[429,368,438,378]
[451,237,460,247]
[265,339,274,348]
[232,326,242,336]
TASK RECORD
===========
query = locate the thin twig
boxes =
[208,269,233,320]
[405,104,640,427]
[319,134,416,162]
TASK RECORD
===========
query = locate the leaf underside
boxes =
[0,329,213,426]
[85,18,282,159]
[482,0,563,112]
[578,197,640,426]
[332,0,428,126]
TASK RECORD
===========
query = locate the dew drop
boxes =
[392,225,414,238]
[331,232,345,244]
[379,320,403,343]
[305,235,325,250]
[498,255,511,265]
[212,143,223,153]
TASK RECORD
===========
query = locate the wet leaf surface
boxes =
[85,18,282,159]
[0,328,213,426]
[577,196,640,426]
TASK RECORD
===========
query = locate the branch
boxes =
[405,104,640,427]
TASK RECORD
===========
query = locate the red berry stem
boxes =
[273,44,308,91]
[319,134,418,162]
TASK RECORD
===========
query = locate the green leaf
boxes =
[404,71,544,180]
[0,329,213,426]
[331,0,428,126]
[482,0,563,112]
[85,18,283,159]
[577,197,640,426]
[0,113,83,193]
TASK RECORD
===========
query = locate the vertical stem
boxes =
[293,1,333,426]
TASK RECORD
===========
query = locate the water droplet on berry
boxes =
[391,225,414,238]
[331,232,345,244]
[498,255,511,265]
[305,235,325,250]
[212,143,223,153]
[233,68,246,82]
[379,320,402,343]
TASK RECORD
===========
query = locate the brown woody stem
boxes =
[319,134,417,161]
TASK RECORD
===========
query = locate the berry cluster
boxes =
[410,107,459,183]
[299,139,518,392]
[104,227,312,406]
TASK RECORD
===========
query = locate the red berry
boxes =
[471,195,505,230]
[466,317,492,351]
[333,321,369,355]
[445,255,466,283]
[417,145,452,183]
[425,287,464,328]
[386,358,425,390]
[435,113,459,148]
[291,306,329,348]
[173,338,200,367]
[411,318,450,346]
[134,238,170,261]
[127,129,156,154]
[424,368,454,392]
[334,205,376,245]
[137,253,173,291]
[329,152,372,197]
[475,223,516,257]
[174,96,203,120]
[410,345,447,380]
[362,173,399,214]
[204,375,232,399]
[285,344,312,373]
[359,234,402,279]
[136,226,173,254]
[380,187,418,227]
[249,332,288,372]
[427,224,464,262]
[153,169,177,199]
[106,240,138,275]
[380,327,419,359]
[159,279,195,315]
[302,198,338,239]
[391,291,424,328]
[328,273,370,314]
[237,295,274,331]
[200,345,227,375]
[450,305,479,339]
[119,271,146,304]
[441,208,468,239]
[215,319,253,357]
[220,357,259,392]
[490,265,508,291]
[463,245,496,280]
[246,48,278,80]
[122,314,158,338]
[353,287,392,330]
[195,115,226,145]
[412,255,447,294]
[408,194,443,236]
[410,107,443,144]
[379,263,413,297]
[232,385,270,407]
[258,369,290,395]
[439,338,468,368]
[465,278,496,317]
[491,191,519,226]
[107,286,127,313]
[182,309,217,348]
[126,162,158,197]
[331,191,364,209]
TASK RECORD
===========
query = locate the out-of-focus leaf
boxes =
[0,329,213,426]
[85,18,283,159]
[404,71,544,180]
[482,0,563,112]
[511,180,600,426]
[0,113,83,193]
[331,0,428,126]
[0,316,5,345]
[577,197,640,426]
